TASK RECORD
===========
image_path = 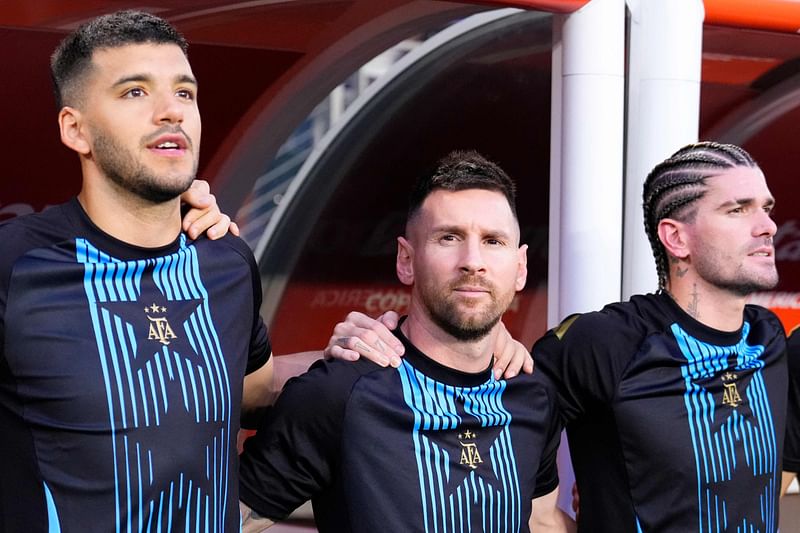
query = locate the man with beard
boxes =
[0,11,273,532]
[327,142,790,531]
[531,142,787,531]
[238,151,572,532]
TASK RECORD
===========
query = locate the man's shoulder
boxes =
[743,302,783,327]
[509,369,560,406]
[190,233,257,265]
[283,357,393,398]
[556,294,665,343]
[0,203,76,268]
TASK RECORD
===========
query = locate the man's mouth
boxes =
[148,135,187,150]
[748,247,773,258]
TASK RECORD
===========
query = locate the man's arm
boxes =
[242,351,330,414]
[529,486,576,533]
[242,357,275,412]
[240,501,274,532]
[324,311,533,378]
[782,471,797,496]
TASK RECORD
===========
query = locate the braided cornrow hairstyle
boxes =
[642,141,757,290]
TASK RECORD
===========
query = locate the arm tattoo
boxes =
[240,502,274,532]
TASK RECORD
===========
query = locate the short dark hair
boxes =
[642,141,758,289]
[407,150,518,228]
[50,10,188,109]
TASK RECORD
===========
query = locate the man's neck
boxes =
[667,276,747,332]
[400,311,495,374]
[78,179,182,248]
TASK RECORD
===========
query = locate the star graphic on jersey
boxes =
[419,391,505,493]
[710,370,756,431]
[96,268,204,371]
[706,438,769,531]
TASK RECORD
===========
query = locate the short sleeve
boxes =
[236,234,271,374]
[246,316,271,375]
[531,376,562,498]
[238,360,362,519]
[532,312,639,424]
[785,329,800,473]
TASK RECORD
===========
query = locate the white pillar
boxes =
[622,0,704,298]
[551,0,626,322]
[550,3,625,516]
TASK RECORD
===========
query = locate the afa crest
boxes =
[721,372,742,408]
[459,430,484,470]
[145,303,178,346]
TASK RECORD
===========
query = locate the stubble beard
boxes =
[693,247,779,297]
[93,128,196,204]
[420,275,511,342]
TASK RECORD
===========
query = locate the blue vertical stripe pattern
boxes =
[76,236,232,533]
[43,482,62,533]
[673,322,778,533]
[397,360,521,533]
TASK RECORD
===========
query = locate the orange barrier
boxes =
[705,0,800,33]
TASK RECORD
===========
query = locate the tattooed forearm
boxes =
[240,501,274,532]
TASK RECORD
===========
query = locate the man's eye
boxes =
[123,88,145,98]
[176,89,195,100]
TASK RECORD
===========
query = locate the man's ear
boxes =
[657,218,690,260]
[58,106,91,155]
[515,244,528,292]
[396,236,415,286]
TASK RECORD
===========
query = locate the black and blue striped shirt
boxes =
[0,199,270,532]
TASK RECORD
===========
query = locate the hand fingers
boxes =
[230,221,241,237]
[323,344,360,362]
[206,213,232,241]
[522,352,534,374]
[335,312,405,356]
[377,310,400,329]
[493,336,512,381]
[181,180,213,209]
[501,342,531,380]
[191,179,211,195]
[329,334,391,367]
[183,201,228,240]
[492,321,528,380]
[326,312,405,367]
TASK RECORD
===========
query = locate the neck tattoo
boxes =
[687,283,700,319]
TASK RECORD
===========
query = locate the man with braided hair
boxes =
[533,141,787,531]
